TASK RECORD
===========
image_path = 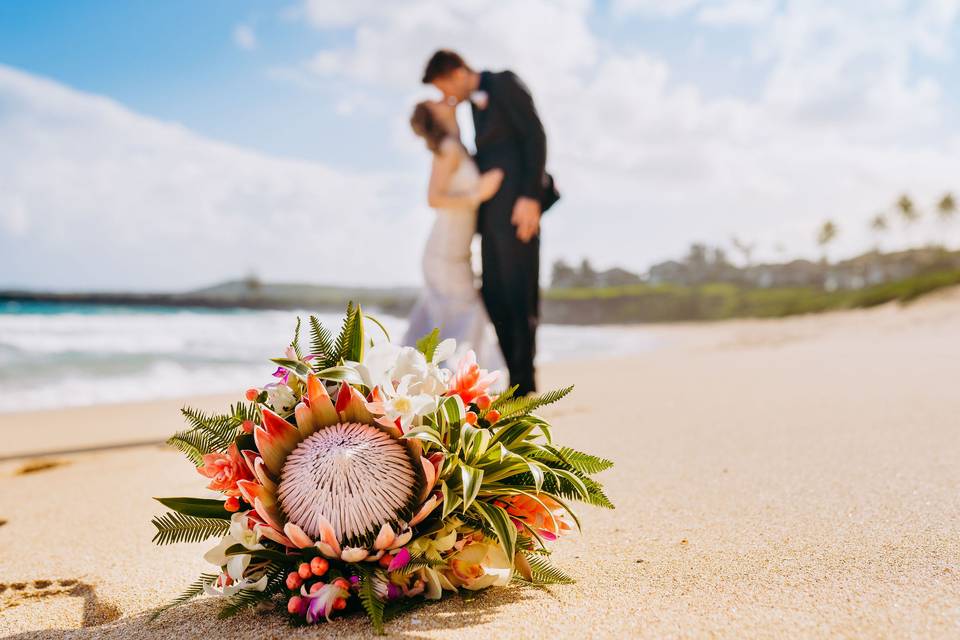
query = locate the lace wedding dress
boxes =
[403,143,505,373]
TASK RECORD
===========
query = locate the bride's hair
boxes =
[410,101,449,153]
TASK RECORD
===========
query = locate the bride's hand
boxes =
[476,168,504,202]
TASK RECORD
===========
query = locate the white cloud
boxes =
[611,0,699,17]
[696,0,775,25]
[0,64,431,291]
[289,0,960,268]
[233,24,257,50]
[300,0,598,94]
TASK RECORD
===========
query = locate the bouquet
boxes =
[151,305,613,632]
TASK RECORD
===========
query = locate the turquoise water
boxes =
[0,301,658,412]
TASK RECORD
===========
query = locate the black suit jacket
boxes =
[472,70,547,204]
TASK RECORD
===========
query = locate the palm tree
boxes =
[897,194,918,222]
[869,213,888,252]
[730,236,756,267]
[937,192,956,248]
[896,194,920,248]
[817,220,838,263]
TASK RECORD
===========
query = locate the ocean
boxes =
[0,301,658,413]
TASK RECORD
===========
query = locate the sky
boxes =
[1,0,960,291]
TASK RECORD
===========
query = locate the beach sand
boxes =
[2,289,959,638]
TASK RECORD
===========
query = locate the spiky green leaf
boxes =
[519,554,574,585]
[333,302,365,363]
[289,316,303,360]
[495,386,573,420]
[165,429,213,465]
[308,315,335,366]
[356,565,386,635]
[543,445,614,475]
[151,511,230,545]
[490,385,519,410]
[149,572,219,621]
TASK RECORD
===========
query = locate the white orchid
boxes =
[369,374,437,431]
[354,339,456,397]
[203,572,269,597]
[264,383,297,414]
[420,566,458,601]
[203,511,264,584]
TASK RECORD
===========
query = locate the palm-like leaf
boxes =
[356,565,386,635]
[542,446,614,475]
[149,572,219,621]
[166,429,214,465]
[289,316,303,360]
[517,554,574,585]
[495,386,573,421]
[151,511,230,545]
[308,315,335,366]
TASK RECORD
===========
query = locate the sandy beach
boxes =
[2,289,960,639]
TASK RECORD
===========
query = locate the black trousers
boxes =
[478,194,540,396]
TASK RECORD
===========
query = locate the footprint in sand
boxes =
[14,459,70,475]
[0,579,121,627]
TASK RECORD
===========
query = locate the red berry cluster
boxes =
[284,558,351,618]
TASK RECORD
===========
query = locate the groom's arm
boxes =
[499,71,547,201]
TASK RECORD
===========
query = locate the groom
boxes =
[422,50,548,395]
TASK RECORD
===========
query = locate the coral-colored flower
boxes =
[446,351,499,405]
[197,443,253,496]
[500,494,571,540]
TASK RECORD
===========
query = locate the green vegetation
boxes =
[543,268,960,324]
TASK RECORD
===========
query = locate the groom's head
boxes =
[422,49,476,104]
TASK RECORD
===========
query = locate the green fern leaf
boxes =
[544,445,614,475]
[172,405,246,459]
[355,565,386,635]
[289,316,303,360]
[331,302,355,364]
[520,554,575,585]
[490,385,519,410]
[149,572,219,621]
[165,429,213,465]
[151,511,230,545]
[495,386,573,420]
[308,315,335,367]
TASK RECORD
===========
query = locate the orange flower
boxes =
[446,351,499,405]
[501,494,571,541]
[197,443,253,496]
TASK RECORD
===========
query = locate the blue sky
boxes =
[0,0,388,168]
[1,0,959,291]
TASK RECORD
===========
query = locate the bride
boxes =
[404,99,506,371]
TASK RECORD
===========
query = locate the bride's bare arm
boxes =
[428,141,503,209]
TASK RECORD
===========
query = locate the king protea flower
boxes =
[236,374,442,561]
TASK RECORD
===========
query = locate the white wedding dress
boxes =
[403,143,506,373]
